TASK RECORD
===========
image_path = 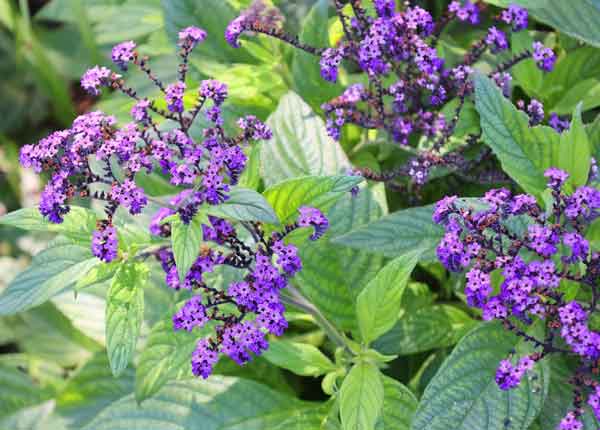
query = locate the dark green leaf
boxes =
[381,376,418,430]
[332,205,443,261]
[171,213,204,283]
[412,322,548,430]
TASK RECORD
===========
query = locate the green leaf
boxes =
[56,352,134,429]
[222,404,328,430]
[412,322,549,430]
[291,0,341,111]
[540,355,600,429]
[543,46,600,114]
[0,365,50,418]
[263,175,363,225]
[207,187,279,224]
[0,238,100,316]
[161,0,255,64]
[105,262,148,377]
[381,376,418,430]
[356,250,421,345]
[262,91,351,187]
[333,204,443,261]
[556,104,591,189]
[52,290,107,345]
[86,377,302,430]
[262,340,335,377]
[374,305,478,355]
[294,187,386,331]
[339,361,384,430]
[474,73,561,198]
[134,316,198,402]
[0,206,97,243]
[171,213,204,283]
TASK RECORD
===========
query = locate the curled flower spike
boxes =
[178,26,207,49]
[81,66,114,96]
[433,166,600,423]
[532,41,557,72]
[111,41,136,71]
[298,207,329,240]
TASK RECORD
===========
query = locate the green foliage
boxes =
[339,361,384,430]
[170,213,205,283]
[262,339,336,376]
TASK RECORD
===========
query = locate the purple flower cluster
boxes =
[433,168,600,427]
[226,1,556,188]
[20,27,272,263]
[156,207,327,378]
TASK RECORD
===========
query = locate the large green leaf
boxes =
[0,365,50,418]
[540,355,600,429]
[0,206,96,243]
[85,377,302,430]
[381,376,418,430]
[374,305,478,355]
[222,404,328,430]
[171,213,204,283]
[263,175,363,225]
[207,187,279,224]
[262,91,350,187]
[134,315,197,403]
[356,250,421,345]
[294,187,386,331]
[291,0,341,111]
[161,0,255,64]
[105,262,147,376]
[52,290,107,345]
[339,361,384,430]
[332,205,443,261]
[474,73,590,198]
[262,339,335,377]
[0,238,100,316]
[556,105,591,189]
[412,323,549,430]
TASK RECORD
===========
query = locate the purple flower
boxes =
[81,66,113,96]
[544,167,569,189]
[191,339,219,379]
[225,16,247,48]
[559,412,583,430]
[526,99,544,125]
[173,296,209,331]
[131,99,151,123]
[320,48,345,83]
[532,41,556,72]
[449,0,480,25]
[501,5,528,31]
[178,26,207,49]
[485,27,508,53]
[111,41,136,70]
[273,240,302,275]
[433,195,458,224]
[549,112,570,133]
[199,80,228,105]
[91,225,118,262]
[165,82,186,113]
[374,0,395,17]
[110,179,148,215]
[237,115,272,140]
[297,207,329,240]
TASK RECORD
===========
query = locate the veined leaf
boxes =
[171,213,204,283]
[207,187,279,224]
[262,340,335,377]
[339,361,384,430]
[105,262,148,376]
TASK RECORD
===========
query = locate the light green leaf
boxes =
[263,175,363,225]
[0,238,100,316]
[374,305,478,355]
[207,187,279,224]
[333,205,443,261]
[262,340,335,377]
[0,365,50,418]
[412,322,549,430]
[222,403,328,430]
[171,213,204,283]
[356,250,421,345]
[556,104,591,189]
[0,206,96,243]
[381,376,418,430]
[262,91,351,187]
[86,377,301,430]
[339,361,384,430]
[105,262,148,377]
[134,316,197,402]
[52,291,106,345]
[474,73,560,198]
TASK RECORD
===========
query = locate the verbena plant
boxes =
[1,1,600,430]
